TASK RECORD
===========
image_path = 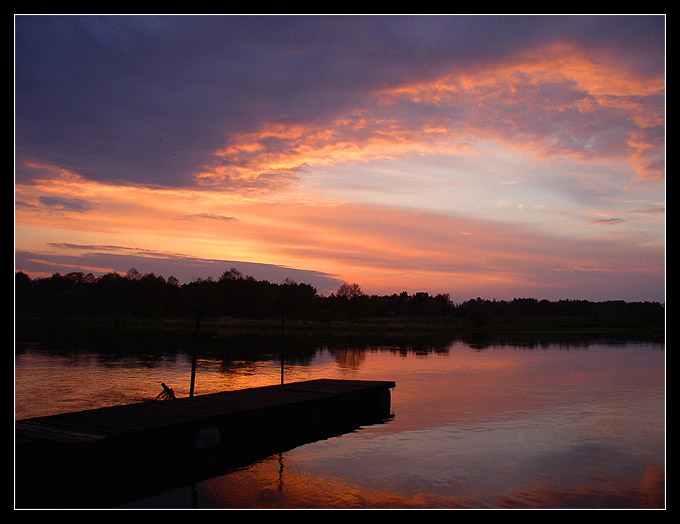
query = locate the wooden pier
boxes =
[15,378,395,508]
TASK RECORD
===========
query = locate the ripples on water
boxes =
[14,326,665,509]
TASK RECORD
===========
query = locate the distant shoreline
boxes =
[15,312,665,344]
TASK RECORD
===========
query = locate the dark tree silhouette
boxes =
[14,270,664,330]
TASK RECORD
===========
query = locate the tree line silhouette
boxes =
[15,268,664,326]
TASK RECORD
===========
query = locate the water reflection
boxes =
[14,324,665,508]
[126,450,664,509]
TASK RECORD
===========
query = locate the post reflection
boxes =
[188,342,664,509]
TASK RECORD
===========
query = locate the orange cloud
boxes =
[202,114,476,191]
[196,42,657,190]
[378,43,664,181]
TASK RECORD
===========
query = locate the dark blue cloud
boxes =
[15,15,665,189]
[15,246,343,294]
[38,196,97,212]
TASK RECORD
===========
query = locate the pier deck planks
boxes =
[15,378,395,508]
[16,378,395,447]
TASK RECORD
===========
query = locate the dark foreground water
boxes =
[14,324,665,509]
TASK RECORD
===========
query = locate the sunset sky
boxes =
[14,15,665,302]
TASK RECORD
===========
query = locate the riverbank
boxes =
[15,311,665,344]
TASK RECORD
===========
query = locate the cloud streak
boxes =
[15,175,664,301]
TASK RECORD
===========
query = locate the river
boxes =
[14,323,665,509]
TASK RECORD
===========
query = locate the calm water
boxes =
[14,325,665,509]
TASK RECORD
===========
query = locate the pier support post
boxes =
[190,308,200,397]
[280,312,285,385]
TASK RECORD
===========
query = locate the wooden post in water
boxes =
[280,312,285,385]
[190,307,200,397]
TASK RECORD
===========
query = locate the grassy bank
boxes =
[15,311,665,344]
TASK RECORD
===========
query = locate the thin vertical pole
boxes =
[190,307,200,397]
[280,312,285,385]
